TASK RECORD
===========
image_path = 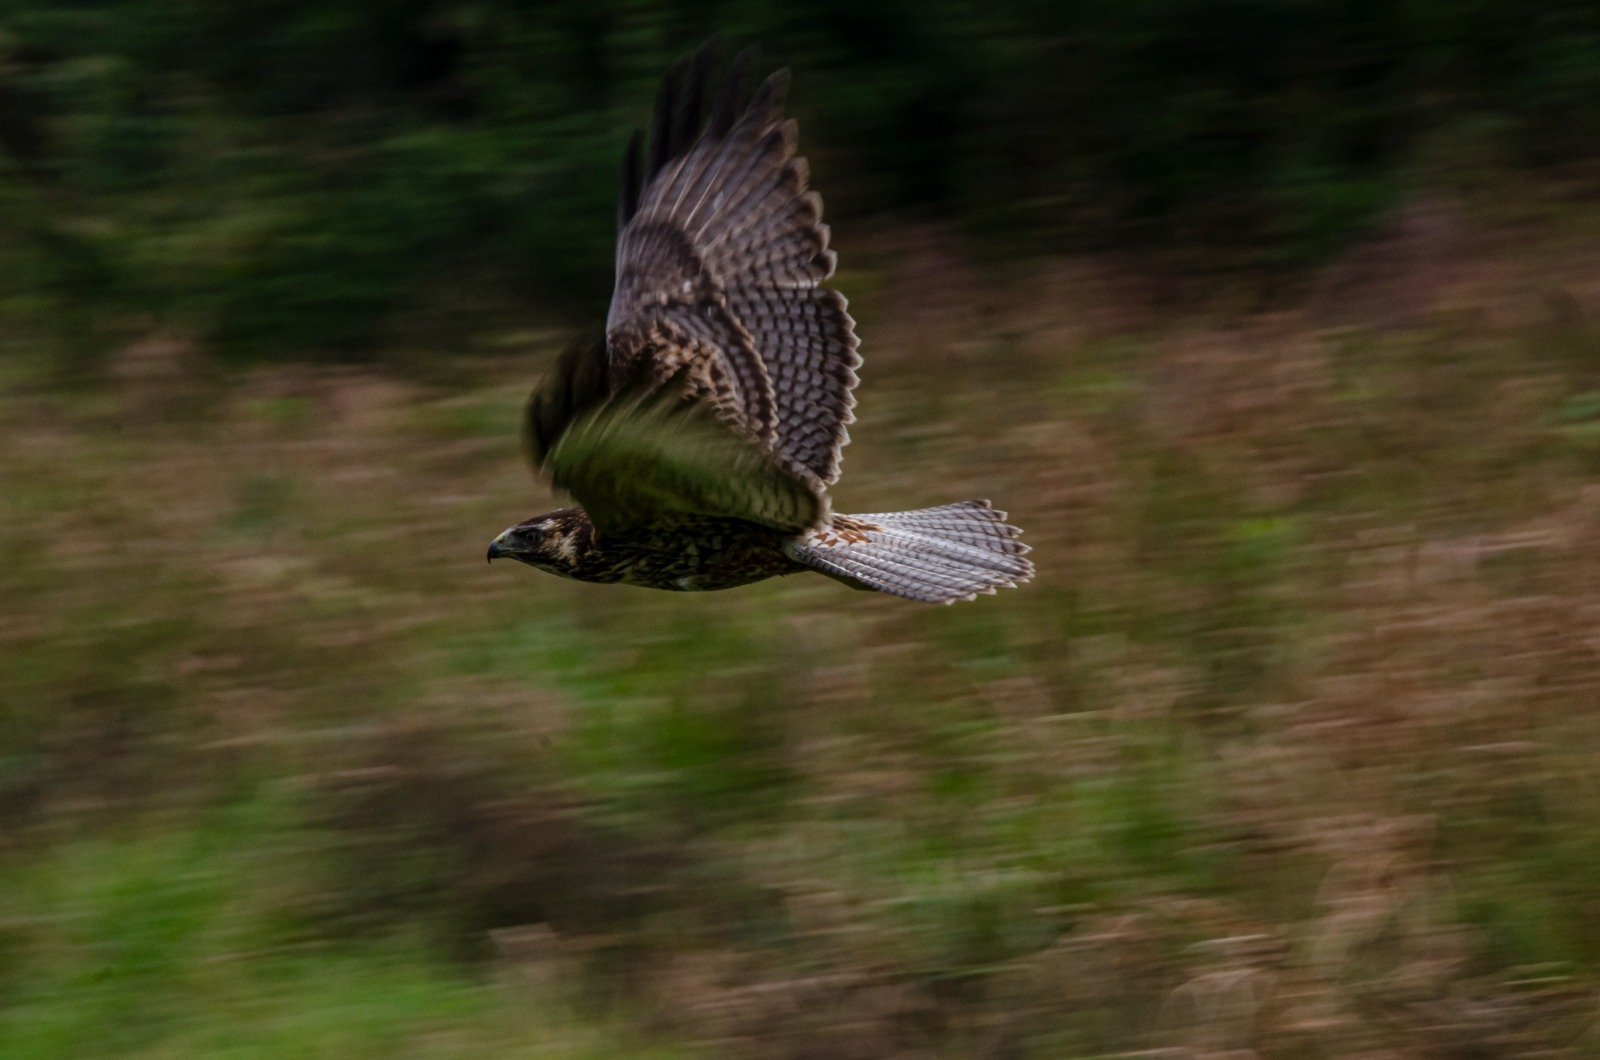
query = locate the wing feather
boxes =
[523,334,823,538]
[547,391,824,537]
[605,45,861,486]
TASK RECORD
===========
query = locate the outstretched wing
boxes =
[607,43,862,486]
[523,333,824,538]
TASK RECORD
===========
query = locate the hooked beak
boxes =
[487,538,508,563]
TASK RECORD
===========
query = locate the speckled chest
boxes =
[577,516,805,591]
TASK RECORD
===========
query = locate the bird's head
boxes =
[486,508,593,578]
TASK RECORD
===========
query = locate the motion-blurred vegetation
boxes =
[4,1,1600,358]
[7,212,1600,1053]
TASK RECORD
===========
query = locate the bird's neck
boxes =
[541,507,607,580]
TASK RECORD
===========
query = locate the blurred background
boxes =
[5,2,1600,1057]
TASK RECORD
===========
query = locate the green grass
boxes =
[7,230,1600,1055]
[0,801,699,1059]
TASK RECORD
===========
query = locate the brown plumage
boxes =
[489,42,1033,604]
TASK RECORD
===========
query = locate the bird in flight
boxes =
[488,43,1033,604]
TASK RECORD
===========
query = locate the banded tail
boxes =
[784,501,1033,604]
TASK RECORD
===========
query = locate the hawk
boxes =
[487,44,1033,604]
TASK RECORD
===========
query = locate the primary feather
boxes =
[607,42,861,486]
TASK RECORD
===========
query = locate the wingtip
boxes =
[709,45,757,137]
[746,67,790,128]
[619,129,644,226]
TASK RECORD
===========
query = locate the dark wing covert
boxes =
[522,332,824,537]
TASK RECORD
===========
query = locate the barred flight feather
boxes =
[785,502,1034,605]
[608,42,860,486]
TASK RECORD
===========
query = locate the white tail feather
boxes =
[784,500,1033,604]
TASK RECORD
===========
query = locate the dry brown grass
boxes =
[6,205,1600,1057]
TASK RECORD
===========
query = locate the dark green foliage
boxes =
[3,0,1600,359]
